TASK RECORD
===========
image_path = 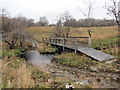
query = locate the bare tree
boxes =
[79,0,96,37]
[0,9,32,48]
[54,11,72,37]
[37,16,49,26]
[54,18,63,37]
[27,19,34,27]
[0,9,13,35]
[105,0,120,25]
[3,17,32,48]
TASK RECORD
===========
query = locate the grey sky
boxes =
[0,0,119,23]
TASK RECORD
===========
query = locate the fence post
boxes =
[88,37,92,48]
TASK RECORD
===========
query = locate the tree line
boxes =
[1,15,117,28]
[0,10,117,29]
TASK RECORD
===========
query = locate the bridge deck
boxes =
[77,47,115,61]
[50,42,115,61]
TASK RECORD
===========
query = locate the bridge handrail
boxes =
[42,36,92,48]
[50,37,89,39]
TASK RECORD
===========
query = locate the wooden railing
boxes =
[41,37,92,52]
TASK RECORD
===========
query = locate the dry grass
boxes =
[70,26,118,40]
[15,63,34,88]
[37,43,57,53]
[27,26,118,41]
[2,57,35,88]
[27,26,54,41]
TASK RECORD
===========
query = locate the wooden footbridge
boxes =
[42,37,115,61]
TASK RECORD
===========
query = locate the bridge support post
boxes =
[55,38,57,47]
[51,38,54,43]
[49,38,51,45]
[75,39,77,53]
[53,38,55,43]
[42,38,44,42]
[63,39,65,52]
[44,38,46,42]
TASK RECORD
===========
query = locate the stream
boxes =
[25,50,54,67]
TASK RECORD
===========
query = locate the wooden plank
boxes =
[77,47,115,61]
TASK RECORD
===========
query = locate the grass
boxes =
[54,52,99,68]
[2,42,50,88]
[92,36,118,49]
[27,26,118,41]
[37,43,58,54]
[71,26,118,40]
[26,26,54,41]
[2,47,51,88]
[54,52,119,75]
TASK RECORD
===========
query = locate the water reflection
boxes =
[25,50,54,67]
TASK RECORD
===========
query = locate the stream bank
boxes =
[24,49,120,88]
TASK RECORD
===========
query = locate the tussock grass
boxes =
[54,52,99,67]
[2,60,34,88]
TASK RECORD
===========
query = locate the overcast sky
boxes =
[0,0,118,24]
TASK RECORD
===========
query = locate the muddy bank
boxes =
[45,61,120,88]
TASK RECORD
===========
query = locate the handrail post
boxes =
[63,39,65,52]
[88,37,92,48]
[51,38,53,43]
[49,38,51,44]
